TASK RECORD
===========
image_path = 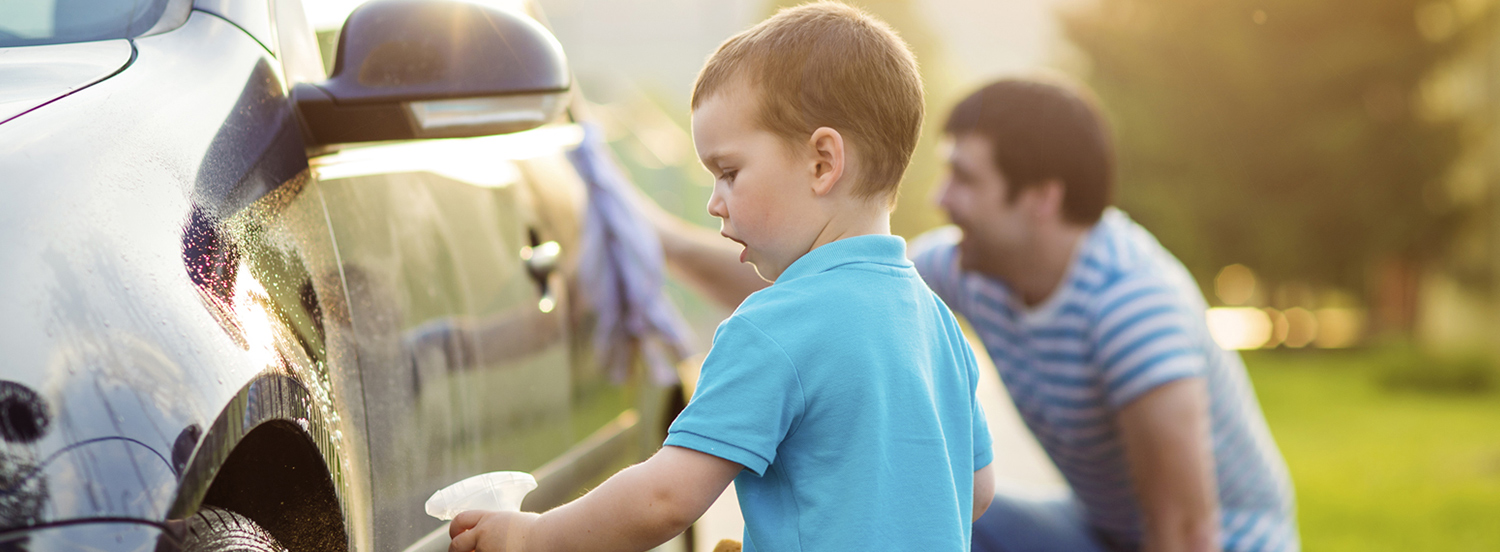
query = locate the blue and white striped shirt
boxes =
[913,209,1298,552]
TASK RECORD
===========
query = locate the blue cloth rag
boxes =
[567,122,694,385]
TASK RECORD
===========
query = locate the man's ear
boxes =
[808,127,845,197]
[1022,179,1067,221]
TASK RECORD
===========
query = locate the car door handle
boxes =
[521,240,561,313]
[521,241,561,280]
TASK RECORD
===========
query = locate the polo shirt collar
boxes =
[775,234,912,283]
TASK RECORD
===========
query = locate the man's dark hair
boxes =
[943,78,1115,225]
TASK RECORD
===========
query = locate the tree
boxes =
[1062,0,1479,294]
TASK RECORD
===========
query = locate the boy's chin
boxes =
[745,259,778,283]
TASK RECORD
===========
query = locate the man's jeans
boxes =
[972,487,1135,552]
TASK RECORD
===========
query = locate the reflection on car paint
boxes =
[0,11,361,541]
[0,381,48,527]
[1,2,676,549]
[310,124,584,184]
[0,40,135,123]
[0,520,162,552]
[0,382,50,445]
[192,59,309,218]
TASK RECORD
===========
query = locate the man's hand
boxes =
[1118,378,1221,552]
[449,511,541,552]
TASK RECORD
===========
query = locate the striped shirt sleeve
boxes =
[1091,275,1207,408]
[910,227,965,314]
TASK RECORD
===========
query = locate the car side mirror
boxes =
[293,0,570,146]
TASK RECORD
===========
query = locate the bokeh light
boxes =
[1214,264,1258,306]
[1206,307,1273,350]
[1281,307,1319,349]
[1263,307,1289,348]
[1314,307,1365,348]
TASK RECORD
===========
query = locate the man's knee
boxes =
[972,489,1110,552]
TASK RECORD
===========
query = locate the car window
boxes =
[0,0,172,47]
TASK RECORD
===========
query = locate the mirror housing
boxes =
[294,0,570,145]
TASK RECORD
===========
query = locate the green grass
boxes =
[1243,349,1500,551]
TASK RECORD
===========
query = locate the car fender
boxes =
[0,10,366,546]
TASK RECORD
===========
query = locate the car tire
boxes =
[181,506,287,552]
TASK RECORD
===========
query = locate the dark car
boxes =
[0,0,678,550]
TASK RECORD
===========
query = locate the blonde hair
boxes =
[692,2,924,204]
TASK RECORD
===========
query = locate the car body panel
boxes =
[0,40,134,123]
[312,124,627,548]
[0,520,164,551]
[1,1,659,549]
[193,0,275,56]
[0,10,359,534]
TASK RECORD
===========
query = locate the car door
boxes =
[311,127,592,548]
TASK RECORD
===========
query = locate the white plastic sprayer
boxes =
[424,471,538,520]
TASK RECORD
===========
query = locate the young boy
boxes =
[447,3,994,551]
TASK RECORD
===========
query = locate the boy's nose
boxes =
[706,186,728,219]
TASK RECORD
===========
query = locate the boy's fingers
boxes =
[449,511,484,538]
[448,527,477,552]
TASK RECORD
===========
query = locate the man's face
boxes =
[693,86,820,282]
[933,133,1033,274]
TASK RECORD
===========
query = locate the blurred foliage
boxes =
[764,0,957,238]
[1372,343,1497,394]
[1246,349,1500,549]
[1062,0,1488,290]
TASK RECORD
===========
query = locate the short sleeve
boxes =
[910,227,965,313]
[971,394,994,470]
[666,316,805,476]
[961,341,994,470]
[1091,276,1208,408]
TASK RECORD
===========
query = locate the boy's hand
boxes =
[449,510,541,552]
[446,446,738,552]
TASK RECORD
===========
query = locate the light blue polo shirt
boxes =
[666,234,993,552]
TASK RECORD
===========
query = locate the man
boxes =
[642,77,1297,552]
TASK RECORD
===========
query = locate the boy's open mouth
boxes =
[721,232,748,262]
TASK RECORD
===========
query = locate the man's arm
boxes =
[973,463,995,522]
[1118,377,1220,552]
[449,446,741,552]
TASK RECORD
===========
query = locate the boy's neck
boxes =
[808,198,892,252]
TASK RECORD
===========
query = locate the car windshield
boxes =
[0,0,173,47]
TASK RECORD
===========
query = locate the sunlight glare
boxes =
[1207,307,1273,350]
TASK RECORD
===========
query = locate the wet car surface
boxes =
[0,0,673,550]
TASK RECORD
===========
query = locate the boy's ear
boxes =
[807,127,845,197]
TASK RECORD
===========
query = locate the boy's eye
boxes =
[721,170,737,184]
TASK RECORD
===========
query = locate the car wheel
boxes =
[181,506,287,552]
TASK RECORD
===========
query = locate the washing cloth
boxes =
[568,122,693,385]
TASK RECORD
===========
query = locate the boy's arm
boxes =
[1118,378,1221,552]
[449,446,741,552]
[972,463,995,522]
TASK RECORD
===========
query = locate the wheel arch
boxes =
[169,373,352,552]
